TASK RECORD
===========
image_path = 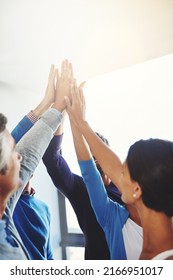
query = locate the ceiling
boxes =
[0,0,173,94]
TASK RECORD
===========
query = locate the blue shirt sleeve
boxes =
[78,159,129,228]
[78,159,114,227]
[11,116,34,144]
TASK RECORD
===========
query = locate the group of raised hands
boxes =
[42,60,86,127]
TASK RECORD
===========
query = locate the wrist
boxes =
[33,99,52,117]
[52,101,66,113]
[78,119,88,131]
[27,111,39,123]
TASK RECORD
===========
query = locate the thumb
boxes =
[79,81,86,89]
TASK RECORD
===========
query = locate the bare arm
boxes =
[68,84,92,161]
[65,83,123,188]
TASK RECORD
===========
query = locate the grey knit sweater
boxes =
[0,108,62,260]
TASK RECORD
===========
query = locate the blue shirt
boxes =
[13,193,53,259]
[79,159,129,260]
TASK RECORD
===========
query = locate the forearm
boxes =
[13,108,62,208]
[43,135,75,197]
[78,120,122,188]
[70,121,91,161]
[33,98,52,118]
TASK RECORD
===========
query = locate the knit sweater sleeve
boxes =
[10,108,62,212]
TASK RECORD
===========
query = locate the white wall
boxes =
[1,0,173,88]
[1,52,173,259]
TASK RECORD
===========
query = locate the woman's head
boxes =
[126,138,173,217]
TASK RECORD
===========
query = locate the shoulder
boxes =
[152,249,173,260]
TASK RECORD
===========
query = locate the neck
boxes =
[126,204,141,226]
[139,208,173,259]
[0,199,7,219]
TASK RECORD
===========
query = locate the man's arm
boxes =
[43,112,78,199]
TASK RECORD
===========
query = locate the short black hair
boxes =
[127,138,173,217]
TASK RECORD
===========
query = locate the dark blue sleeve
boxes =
[11,116,34,144]
[43,134,79,199]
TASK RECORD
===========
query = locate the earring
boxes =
[133,193,137,198]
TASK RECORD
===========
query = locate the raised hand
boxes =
[44,64,57,105]
[33,64,57,117]
[65,80,86,128]
[53,59,73,112]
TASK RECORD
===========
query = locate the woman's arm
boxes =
[65,83,123,189]
[68,84,112,226]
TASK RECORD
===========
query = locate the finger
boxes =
[49,64,55,80]
[79,81,86,89]
[71,82,79,107]
[74,81,80,97]
[65,59,72,79]
[62,59,71,79]
[69,62,73,80]
[56,67,59,77]
[70,83,75,100]
[64,95,71,109]
[61,60,66,77]
[55,68,59,87]
[79,87,86,108]
[79,86,83,98]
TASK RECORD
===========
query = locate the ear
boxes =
[133,182,142,199]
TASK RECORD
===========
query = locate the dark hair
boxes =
[126,138,173,217]
[0,113,7,133]
[95,132,109,146]
[0,113,8,174]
